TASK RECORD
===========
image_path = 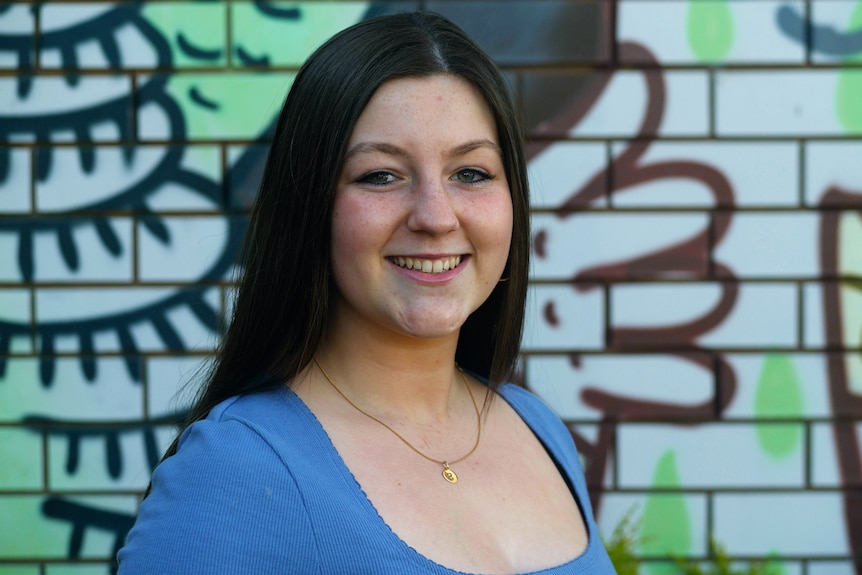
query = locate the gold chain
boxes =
[313,358,481,483]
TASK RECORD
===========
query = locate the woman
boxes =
[118,11,616,574]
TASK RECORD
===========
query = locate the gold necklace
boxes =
[313,358,481,484]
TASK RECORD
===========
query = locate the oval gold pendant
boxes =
[442,464,458,483]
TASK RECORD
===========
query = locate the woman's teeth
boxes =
[392,256,462,274]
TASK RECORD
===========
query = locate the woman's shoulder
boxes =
[495,383,581,465]
[496,382,564,426]
[118,387,320,573]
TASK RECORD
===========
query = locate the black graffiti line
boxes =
[0,74,185,188]
[1,74,169,139]
[1,88,135,182]
[189,86,220,111]
[0,155,214,277]
[0,163,228,284]
[777,4,862,57]
[236,45,271,67]
[42,496,135,563]
[253,1,301,20]
[0,5,172,98]
[0,287,222,384]
[24,412,187,477]
[177,32,223,61]
[0,88,209,278]
[37,5,168,78]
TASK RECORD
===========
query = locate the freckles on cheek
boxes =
[334,200,376,245]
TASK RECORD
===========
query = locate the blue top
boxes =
[118,383,617,574]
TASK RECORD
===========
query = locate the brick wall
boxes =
[1,1,860,574]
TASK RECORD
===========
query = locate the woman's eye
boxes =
[454,168,491,185]
[358,171,397,186]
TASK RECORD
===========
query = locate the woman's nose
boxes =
[406,179,459,235]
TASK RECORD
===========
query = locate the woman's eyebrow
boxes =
[344,142,408,161]
[449,139,502,158]
[344,139,502,161]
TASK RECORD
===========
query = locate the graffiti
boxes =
[2,1,862,574]
[527,39,739,519]
[820,186,862,566]
[778,4,862,57]
[42,497,135,570]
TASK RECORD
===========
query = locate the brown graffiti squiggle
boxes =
[819,186,862,574]
[527,42,739,516]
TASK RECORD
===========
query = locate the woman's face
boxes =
[330,74,513,342]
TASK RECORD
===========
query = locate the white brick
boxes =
[528,142,608,209]
[811,421,862,488]
[619,0,804,65]
[137,215,232,282]
[714,492,850,555]
[36,287,181,324]
[0,358,142,422]
[531,212,709,280]
[0,231,24,282]
[526,354,714,420]
[714,213,819,278]
[47,426,156,491]
[35,286,220,353]
[30,218,133,283]
[146,356,205,418]
[0,76,131,140]
[0,428,44,489]
[35,146,213,213]
[0,4,33,36]
[0,147,31,213]
[804,281,862,350]
[809,561,858,575]
[611,282,798,348]
[618,423,805,488]
[573,71,709,138]
[702,283,798,348]
[805,142,862,207]
[0,288,30,324]
[611,141,798,208]
[722,353,833,419]
[523,284,604,352]
[804,282,827,348]
[716,70,850,136]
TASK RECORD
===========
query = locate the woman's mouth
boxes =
[389,255,463,274]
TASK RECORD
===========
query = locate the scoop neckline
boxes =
[282,383,601,575]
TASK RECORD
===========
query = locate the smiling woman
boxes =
[330,75,513,342]
[117,11,617,575]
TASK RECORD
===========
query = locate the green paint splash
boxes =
[639,450,691,575]
[687,0,734,63]
[837,2,862,133]
[754,354,804,459]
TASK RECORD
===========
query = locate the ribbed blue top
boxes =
[118,383,617,574]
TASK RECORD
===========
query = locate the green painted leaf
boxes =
[754,354,804,459]
[640,450,691,575]
[837,2,862,133]
[687,0,734,63]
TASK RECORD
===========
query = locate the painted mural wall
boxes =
[1,1,860,573]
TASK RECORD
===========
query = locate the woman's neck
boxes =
[312,313,464,425]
